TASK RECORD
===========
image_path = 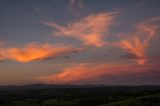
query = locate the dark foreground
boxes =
[0,84,160,106]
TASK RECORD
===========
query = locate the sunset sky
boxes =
[0,0,160,85]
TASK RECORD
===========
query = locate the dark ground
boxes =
[0,84,160,106]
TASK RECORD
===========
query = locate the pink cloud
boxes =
[45,12,117,47]
[114,17,159,65]
[36,63,150,84]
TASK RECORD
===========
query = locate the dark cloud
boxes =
[121,53,141,59]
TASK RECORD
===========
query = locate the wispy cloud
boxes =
[45,12,117,47]
[117,37,148,65]
[0,43,82,63]
[114,17,159,65]
[36,63,152,84]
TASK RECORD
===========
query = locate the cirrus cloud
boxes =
[114,17,160,65]
[45,12,117,47]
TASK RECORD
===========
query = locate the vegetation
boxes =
[0,85,160,106]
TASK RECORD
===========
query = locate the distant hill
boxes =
[0,84,160,91]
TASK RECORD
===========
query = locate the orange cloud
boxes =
[117,37,147,65]
[36,63,149,84]
[45,12,117,47]
[114,18,158,65]
[0,43,82,63]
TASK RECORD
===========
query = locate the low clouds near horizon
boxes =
[36,63,160,84]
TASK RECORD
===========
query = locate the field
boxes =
[0,85,160,106]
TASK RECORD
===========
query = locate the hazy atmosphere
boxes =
[0,0,160,85]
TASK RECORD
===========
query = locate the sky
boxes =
[0,0,160,85]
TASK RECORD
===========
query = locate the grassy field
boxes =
[0,85,160,106]
[100,93,160,106]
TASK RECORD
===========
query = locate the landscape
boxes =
[0,0,160,106]
[0,84,160,106]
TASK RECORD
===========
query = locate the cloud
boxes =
[0,43,82,63]
[121,53,141,59]
[36,63,120,83]
[114,17,159,65]
[117,37,147,65]
[36,63,154,84]
[45,12,117,47]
